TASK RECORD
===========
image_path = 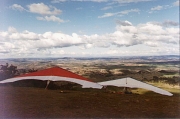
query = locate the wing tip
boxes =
[168,93,173,96]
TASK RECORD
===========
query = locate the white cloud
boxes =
[144,41,158,47]
[72,0,108,2]
[90,0,108,2]
[1,42,15,50]
[26,3,66,23]
[98,9,140,18]
[106,49,118,54]
[50,49,65,55]
[2,27,39,41]
[52,0,152,3]
[27,3,62,15]
[162,20,179,27]
[151,5,163,11]
[101,6,113,10]
[81,34,111,48]
[120,9,140,15]
[173,0,179,6]
[9,4,26,11]
[9,3,65,23]
[113,0,152,4]
[149,5,172,13]
[109,21,178,47]
[34,32,84,49]
[8,27,18,33]
[1,27,35,41]
[0,21,179,57]
[85,44,93,48]
[51,0,67,3]
[116,20,133,26]
[109,31,139,46]
[37,15,64,23]
[98,12,117,18]
[150,21,179,27]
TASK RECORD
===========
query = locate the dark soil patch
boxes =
[0,86,180,118]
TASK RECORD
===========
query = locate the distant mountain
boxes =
[1,55,179,61]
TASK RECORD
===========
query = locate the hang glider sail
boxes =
[0,67,102,89]
[98,77,173,96]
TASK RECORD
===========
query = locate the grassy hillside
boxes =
[0,86,179,118]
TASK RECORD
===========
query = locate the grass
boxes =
[162,74,179,78]
[0,86,180,118]
[147,81,180,89]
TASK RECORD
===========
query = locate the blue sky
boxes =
[0,0,179,58]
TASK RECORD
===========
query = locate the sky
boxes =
[0,0,179,58]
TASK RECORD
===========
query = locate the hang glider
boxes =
[98,77,173,96]
[0,67,102,89]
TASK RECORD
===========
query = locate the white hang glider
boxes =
[0,66,103,89]
[98,77,173,96]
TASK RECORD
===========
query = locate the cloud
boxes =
[149,21,179,27]
[109,30,139,47]
[9,3,65,23]
[8,27,18,33]
[0,42,15,54]
[98,9,140,18]
[90,0,108,2]
[27,3,62,15]
[113,0,152,4]
[81,34,111,48]
[149,5,172,13]
[161,21,179,27]
[51,0,67,3]
[106,49,118,54]
[9,4,26,11]
[27,3,66,23]
[52,0,109,2]
[83,44,93,49]
[36,32,84,49]
[116,20,132,26]
[120,9,140,15]
[109,20,178,47]
[114,0,152,3]
[72,0,108,2]
[151,5,163,11]
[52,0,152,3]
[173,0,179,6]
[37,15,65,23]
[0,21,178,57]
[101,6,113,10]
[0,28,84,50]
[50,49,65,55]
[98,12,117,18]
[5,27,39,41]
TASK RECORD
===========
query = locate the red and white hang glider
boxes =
[0,67,103,89]
[98,77,173,96]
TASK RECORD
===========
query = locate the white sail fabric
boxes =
[98,77,173,96]
[0,76,103,89]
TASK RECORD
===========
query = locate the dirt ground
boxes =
[0,86,180,118]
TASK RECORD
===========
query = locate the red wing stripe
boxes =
[16,66,91,81]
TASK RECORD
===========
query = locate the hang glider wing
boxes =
[0,67,102,89]
[98,77,173,96]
